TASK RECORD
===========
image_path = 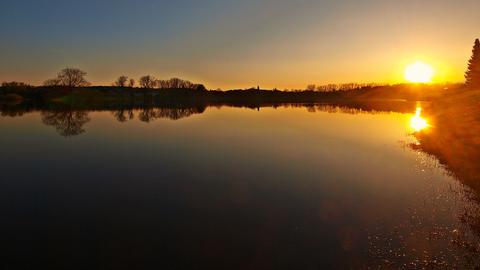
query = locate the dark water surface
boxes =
[0,104,478,269]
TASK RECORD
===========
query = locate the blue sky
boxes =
[1,0,479,88]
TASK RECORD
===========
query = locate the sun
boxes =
[404,61,435,83]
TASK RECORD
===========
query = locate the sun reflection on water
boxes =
[410,107,429,132]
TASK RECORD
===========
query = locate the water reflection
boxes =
[410,107,429,132]
[41,110,90,137]
[0,102,419,137]
[408,103,480,267]
[1,101,480,268]
[0,105,210,137]
[137,106,206,122]
[112,109,134,123]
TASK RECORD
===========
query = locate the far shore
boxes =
[0,83,467,107]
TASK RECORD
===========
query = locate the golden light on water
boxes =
[404,61,435,83]
[410,107,429,132]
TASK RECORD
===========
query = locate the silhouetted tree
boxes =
[155,77,206,90]
[1,82,31,96]
[0,82,31,97]
[45,68,90,88]
[114,75,129,87]
[43,78,61,87]
[139,75,156,88]
[193,84,207,91]
[466,39,480,88]
[58,68,90,87]
[170,78,182,88]
[128,78,135,88]
[306,84,316,91]
[1,81,30,88]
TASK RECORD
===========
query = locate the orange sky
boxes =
[0,0,479,89]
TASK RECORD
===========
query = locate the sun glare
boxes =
[404,61,435,83]
[410,107,429,132]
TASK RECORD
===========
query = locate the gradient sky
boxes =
[0,0,479,89]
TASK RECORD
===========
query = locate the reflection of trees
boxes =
[1,107,29,117]
[110,106,206,123]
[113,110,128,123]
[112,109,134,123]
[138,108,156,123]
[155,106,206,120]
[41,110,90,137]
[137,106,206,123]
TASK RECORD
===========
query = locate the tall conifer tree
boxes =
[465,39,480,88]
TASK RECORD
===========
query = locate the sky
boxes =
[0,0,479,89]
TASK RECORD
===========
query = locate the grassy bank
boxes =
[413,88,480,190]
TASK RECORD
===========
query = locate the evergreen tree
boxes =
[465,39,480,88]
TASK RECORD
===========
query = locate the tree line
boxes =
[303,83,384,92]
[17,67,206,91]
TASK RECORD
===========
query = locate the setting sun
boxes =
[404,62,435,83]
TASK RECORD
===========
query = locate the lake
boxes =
[0,103,478,269]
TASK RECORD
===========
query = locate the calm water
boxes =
[0,104,478,269]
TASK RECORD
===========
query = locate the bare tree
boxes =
[139,75,156,88]
[156,79,167,89]
[2,81,30,88]
[155,77,205,90]
[306,84,316,91]
[57,68,90,87]
[43,78,61,87]
[45,68,90,88]
[114,76,129,87]
[169,78,184,88]
[128,78,135,88]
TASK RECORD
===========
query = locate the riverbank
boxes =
[414,88,480,190]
